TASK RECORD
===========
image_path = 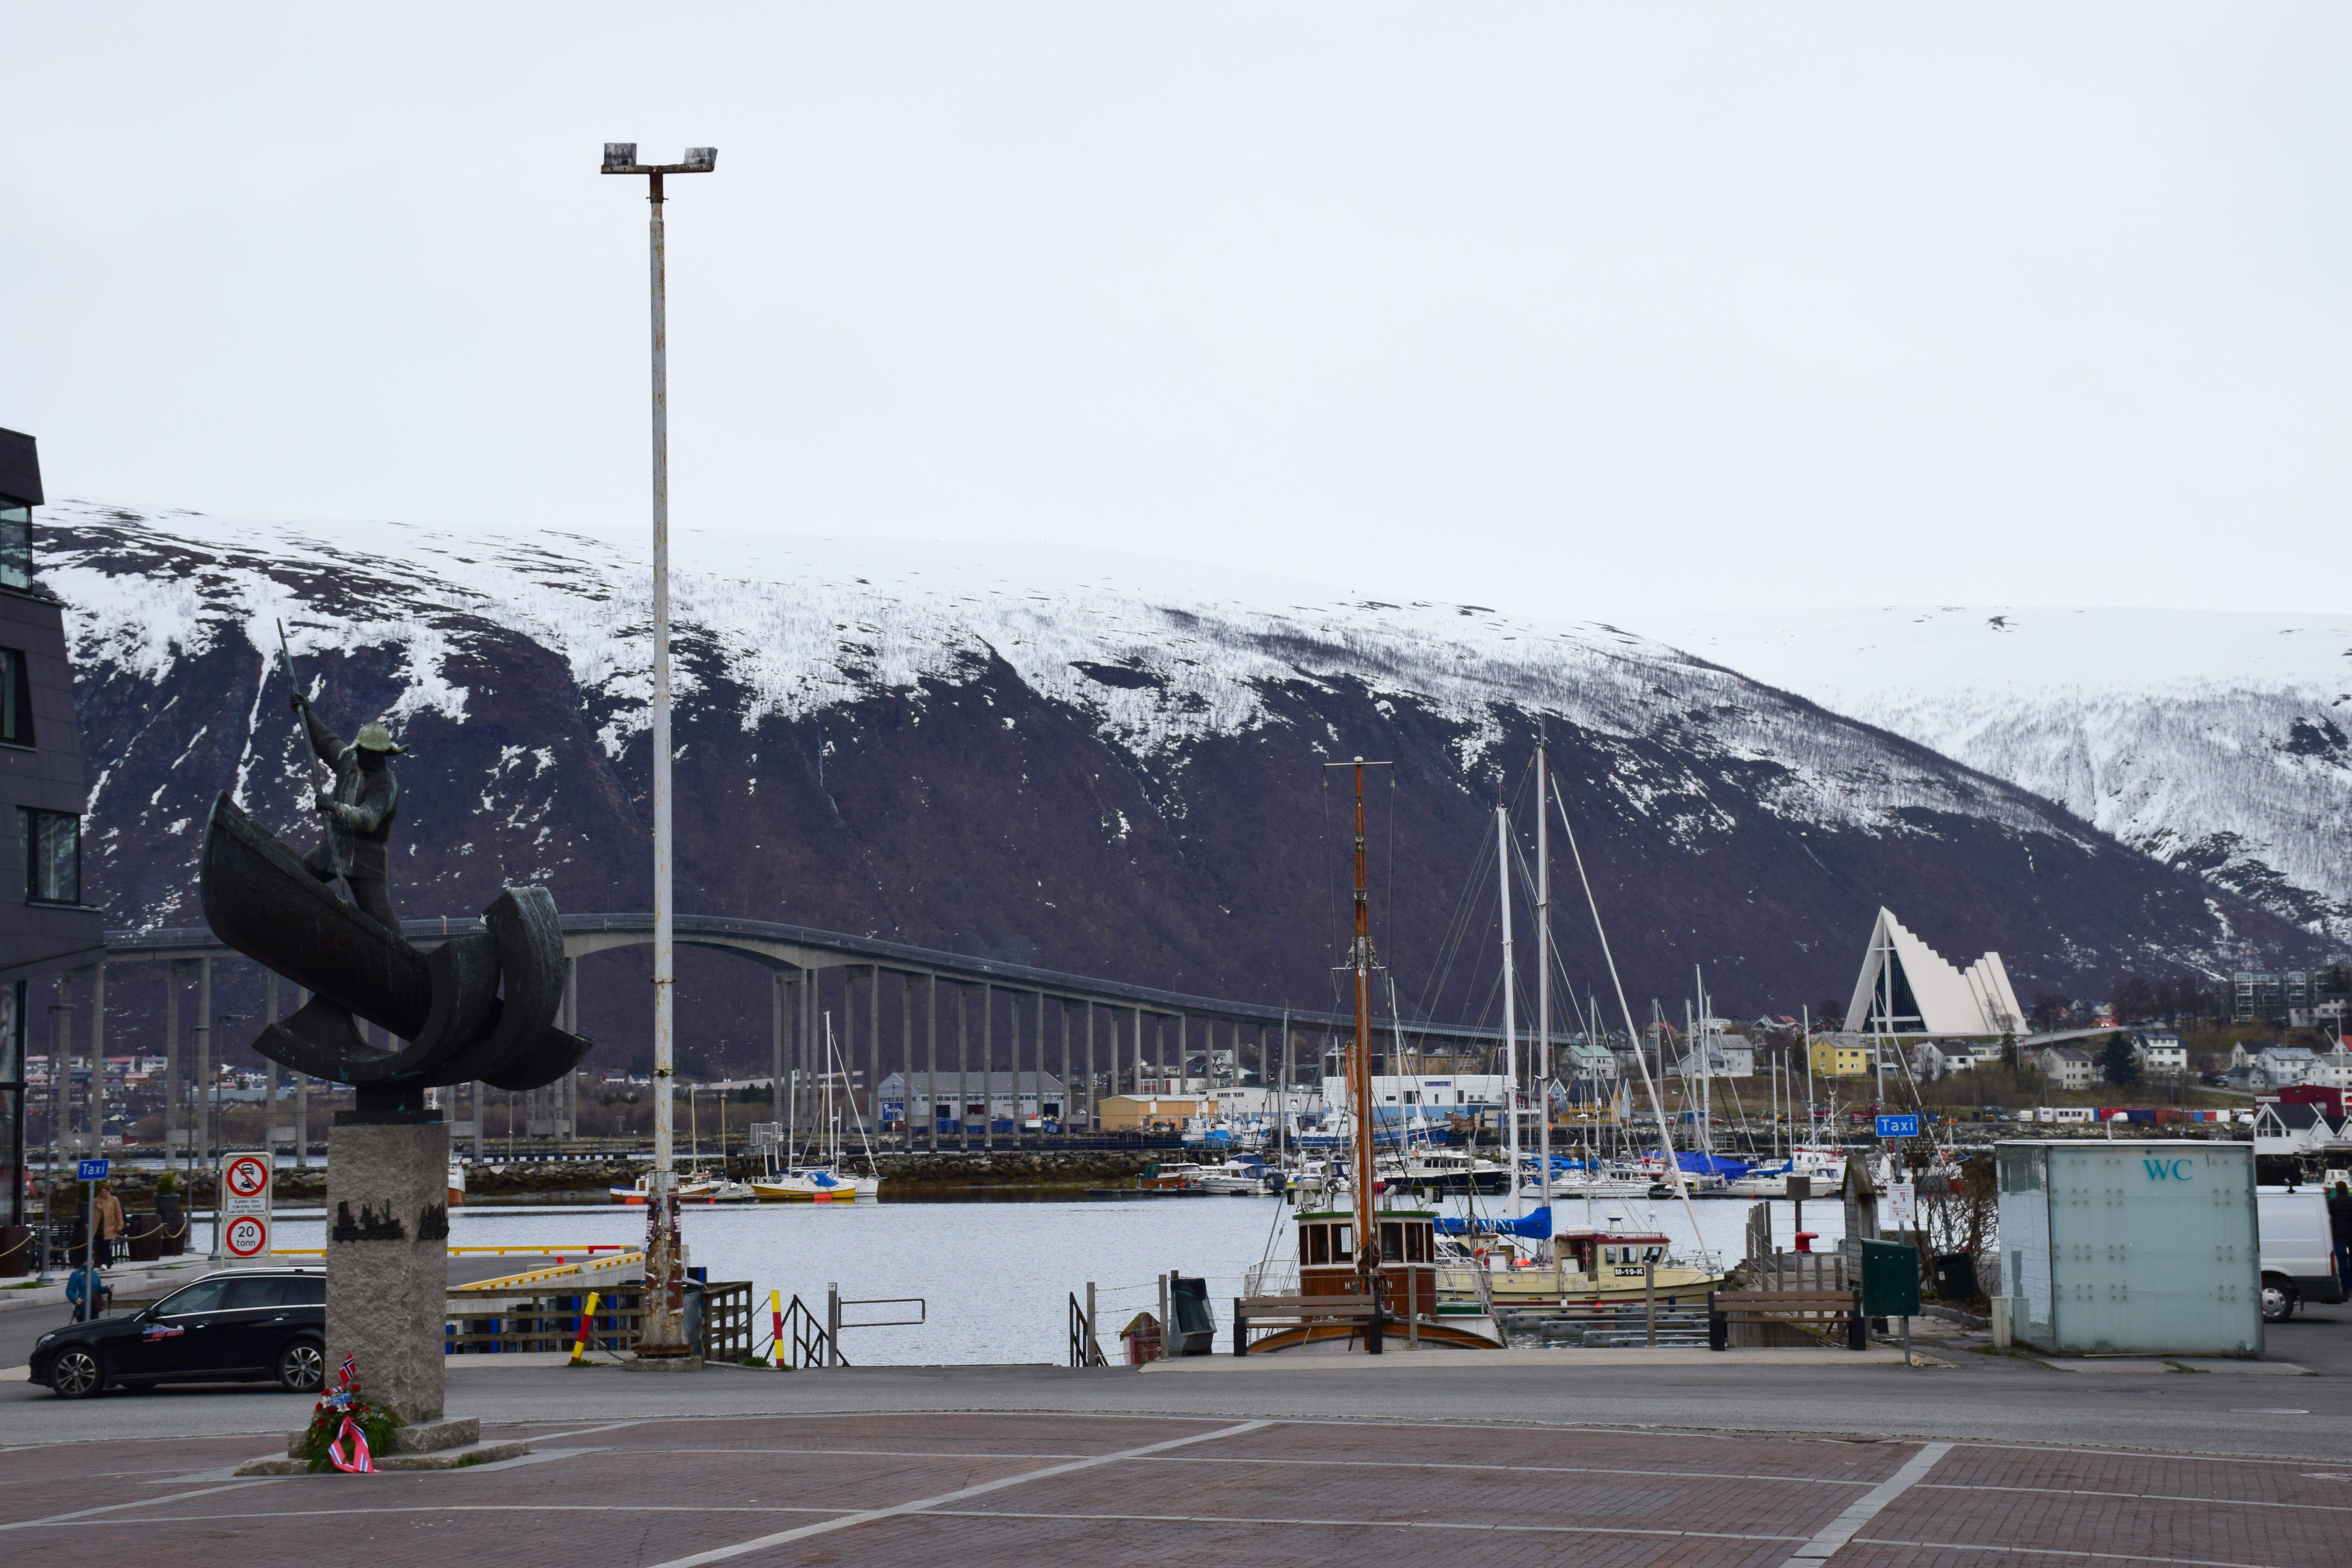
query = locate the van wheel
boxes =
[2260,1278,2297,1324]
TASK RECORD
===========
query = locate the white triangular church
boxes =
[1842,907,2024,1039]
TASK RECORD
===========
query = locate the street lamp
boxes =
[602,141,715,1361]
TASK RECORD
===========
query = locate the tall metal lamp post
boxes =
[602,141,715,1360]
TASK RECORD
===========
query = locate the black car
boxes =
[29,1268,327,1399]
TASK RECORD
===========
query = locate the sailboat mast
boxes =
[1349,760,1377,1289]
[1535,744,1552,1224]
[1495,804,1520,1218]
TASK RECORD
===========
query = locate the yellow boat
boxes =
[1437,1223,1725,1308]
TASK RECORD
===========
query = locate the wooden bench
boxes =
[1708,1288,1864,1351]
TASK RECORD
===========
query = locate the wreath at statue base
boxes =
[300,1356,402,1473]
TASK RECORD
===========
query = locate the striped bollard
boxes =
[570,1291,603,1366]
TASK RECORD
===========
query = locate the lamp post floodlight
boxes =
[602,139,715,1361]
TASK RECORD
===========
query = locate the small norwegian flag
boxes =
[339,1353,358,1388]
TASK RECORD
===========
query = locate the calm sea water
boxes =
[238,1193,1849,1366]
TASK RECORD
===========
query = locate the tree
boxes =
[2100,1031,2141,1089]
[1998,1032,2019,1073]
[2029,990,2071,1033]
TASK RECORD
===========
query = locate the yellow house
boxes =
[1096,1095,1216,1132]
[1808,1038,1873,1078]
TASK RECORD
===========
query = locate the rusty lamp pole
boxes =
[602,140,715,1361]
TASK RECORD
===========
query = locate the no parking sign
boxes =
[220,1152,273,1259]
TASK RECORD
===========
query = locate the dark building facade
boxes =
[0,428,104,1246]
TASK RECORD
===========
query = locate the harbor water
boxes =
[242,1192,1851,1367]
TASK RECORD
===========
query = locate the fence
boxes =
[445,1280,753,1361]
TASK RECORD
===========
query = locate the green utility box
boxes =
[1859,1238,1922,1317]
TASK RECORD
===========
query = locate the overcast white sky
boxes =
[4,5,2346,620]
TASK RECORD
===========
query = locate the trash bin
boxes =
[125,1213,164,1264]
[1932,1252,1979,1302]
[682,1279,708,1357]
[1120,1311,1162,1365]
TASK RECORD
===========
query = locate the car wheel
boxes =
[50,1348,105,1399]
[278,1338,326,1394]
[2260,1279,2296,1324]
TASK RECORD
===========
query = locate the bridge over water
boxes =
[85,911,1510,1154]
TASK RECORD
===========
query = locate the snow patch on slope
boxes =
[44,502,2076,847]
[1646,605,2352,936]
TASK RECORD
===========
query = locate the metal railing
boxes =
[1067,1288,1109,1368]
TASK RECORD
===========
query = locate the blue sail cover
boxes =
[1434,1208,1553,1240]
[1677,1152,1751,1178]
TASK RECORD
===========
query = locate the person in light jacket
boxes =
[92,1181,124,1267]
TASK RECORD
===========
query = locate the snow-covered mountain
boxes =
[41,502,2331,1065]
[1647,606,2352,943]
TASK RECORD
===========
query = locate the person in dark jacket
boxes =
[292,690,403,931]
[2329,1181,2352,1290]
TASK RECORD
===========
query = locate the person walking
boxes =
[92,1180,125,1268]
[2328,1180,2352,1292]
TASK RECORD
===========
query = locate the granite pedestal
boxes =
[325,1119,449,1425]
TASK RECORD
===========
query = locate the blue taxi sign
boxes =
[77,1157,109,1180]
[1875,1114,1919,1139]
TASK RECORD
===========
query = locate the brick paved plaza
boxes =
[5,1408,2347,1568]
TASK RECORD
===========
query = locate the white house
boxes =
[1844,908,2025,1038]
[1911,1040,1977,1081]
[2036,1045,2097,1090]
[2129,1030,2189,1079]
[2252,1047,2321,1091]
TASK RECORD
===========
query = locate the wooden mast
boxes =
[1349,759,1377,1308]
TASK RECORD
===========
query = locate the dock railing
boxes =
[1068,1284,1109,1368]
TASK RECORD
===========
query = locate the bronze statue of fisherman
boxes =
[292,689,404,932]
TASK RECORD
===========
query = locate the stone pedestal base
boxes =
[326,1120,449,1425]
[623,1354,705,1372]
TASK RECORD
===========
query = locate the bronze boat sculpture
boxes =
[199,792,592,1118]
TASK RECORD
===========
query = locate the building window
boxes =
[0,509,26,592]
[18,809,79,904]
[0,647,29,744]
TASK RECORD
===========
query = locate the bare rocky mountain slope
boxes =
[46,502,2331,1068]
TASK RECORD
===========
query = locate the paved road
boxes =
[5,1409,2347,1568]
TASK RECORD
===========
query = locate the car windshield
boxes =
[155,1279,232,1316]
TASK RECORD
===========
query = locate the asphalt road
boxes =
[6,1304,2345,1462]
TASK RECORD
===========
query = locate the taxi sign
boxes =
[1875,1113,1920,1138]
[77,1158,109,1180]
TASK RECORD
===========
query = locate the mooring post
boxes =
[1158,1271,1170,1361]
[1085,1279,1100,1365]
[827,1281,841,1368]
[1645,1259,1657,1347]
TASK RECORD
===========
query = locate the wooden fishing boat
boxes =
[1236,761,1501,1355]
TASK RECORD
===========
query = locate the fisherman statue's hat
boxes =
[353,723,406,755]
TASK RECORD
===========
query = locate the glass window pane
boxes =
[0,510,27,593]
[158,1279,231,1316]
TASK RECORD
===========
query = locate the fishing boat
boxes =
[1196,1157,1278,1195]
[1238,760,1501,1354]
[447,1156,466,1208]
[608,1170,756,1205]
[751,1012,883,1203]
[1435,1211,1726,1308]
[1398,1147,1509,1196]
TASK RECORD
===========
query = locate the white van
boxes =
[2256,1189,2345,1322]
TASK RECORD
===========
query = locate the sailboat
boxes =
[752,1013,882,1203]
[1244,760,1501,1354]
